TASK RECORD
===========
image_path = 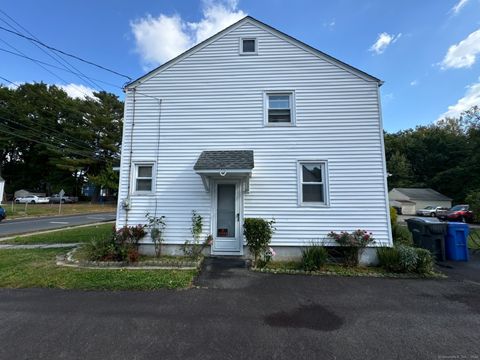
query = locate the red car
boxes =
[437,205,474,223]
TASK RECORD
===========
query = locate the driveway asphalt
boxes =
[0,212,116,237]
[0,258,479,360]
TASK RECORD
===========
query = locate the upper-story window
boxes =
[240,38,257,54]
[264,92,295,126]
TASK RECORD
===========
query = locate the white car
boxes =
[416,206,447,217]
[15,195,50,204]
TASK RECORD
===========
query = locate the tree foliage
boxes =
[385,106,480,203]
[0,83,123,198]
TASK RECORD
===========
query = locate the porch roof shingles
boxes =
[194,150,254,171]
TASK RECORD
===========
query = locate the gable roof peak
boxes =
[125,15,382,89]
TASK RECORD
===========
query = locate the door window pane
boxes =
[217,184,236,237]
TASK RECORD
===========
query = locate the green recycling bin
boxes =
[406,218,448,261]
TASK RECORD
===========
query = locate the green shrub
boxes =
[82,225,146,263]
[392,224,413,246]
[390,206,398,228]
[466,190,480,223]
[243,218,275,266]
[83,236,118,261]
[397,244,418,272]
[302,244,328,271]
[377,245,434,274]
[377,247,402,272]
[415,248,434,274]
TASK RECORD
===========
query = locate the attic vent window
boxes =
[240,38,257,54]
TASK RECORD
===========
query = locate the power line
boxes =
[0,36,94,99]
[0,24,132,80]
[0,47,122,90]
[0,10,104,92]
[0,75,17,87]
[0,118,119,163]
[0,83,123,152]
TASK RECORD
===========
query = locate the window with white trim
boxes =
[265,92,295,125]
[134,164,153,193]
[298,161,327,205]
[240,38,257,54]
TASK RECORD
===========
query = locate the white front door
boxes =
[212,180,242,255]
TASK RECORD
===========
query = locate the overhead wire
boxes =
[0,10,104,91]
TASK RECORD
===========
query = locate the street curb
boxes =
[0,221,115,242]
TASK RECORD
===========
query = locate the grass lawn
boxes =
[1,223,114,244]
[2,202,116,219]
[0,248,196,290]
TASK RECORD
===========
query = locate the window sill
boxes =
[239,52,258,56]
[264,123,296,127]
[298,202,329,208]
[131,192,154,196]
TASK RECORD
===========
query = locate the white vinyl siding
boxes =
[116,20,392,247]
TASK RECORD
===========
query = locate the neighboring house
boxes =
[116,16,392,264]
[388,188,452,215]
[14,189,47,199]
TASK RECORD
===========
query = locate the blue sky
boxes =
[0,0,479,132]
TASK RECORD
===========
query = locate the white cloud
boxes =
[441,28,480,69]
[131,0,246,68]
[410,80,419,86]
[56,84,95,99]
[323,19,335,30]
[451,0,470,14]
[439,78,480,119]
[369,32,402,55]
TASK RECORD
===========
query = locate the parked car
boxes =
[416,206,448,217]
[14,195,50,204]
[436,205,474,223]
[0,206,6,222]
[49,194,78,204]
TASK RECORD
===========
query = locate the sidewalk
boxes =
[0,243,79,249]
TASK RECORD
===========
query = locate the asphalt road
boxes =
[0,212,116,237]
[0,258,479,360]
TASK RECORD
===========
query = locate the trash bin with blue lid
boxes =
[445,222,470,261]
[406,217,448,261]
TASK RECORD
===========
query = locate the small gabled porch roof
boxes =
[194,150,254,192]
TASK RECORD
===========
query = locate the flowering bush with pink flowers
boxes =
[327,230,375,266]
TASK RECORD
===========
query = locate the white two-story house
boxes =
[116,16,392,263]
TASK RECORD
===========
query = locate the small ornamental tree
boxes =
[145,213,166,257]
[243,218,275,267]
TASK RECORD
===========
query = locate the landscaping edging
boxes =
[251,266,446,279]
[56,248,203,270]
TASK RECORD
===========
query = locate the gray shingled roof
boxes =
[194,150,254,171]
[394,188,452,201]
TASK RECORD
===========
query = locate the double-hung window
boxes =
[134,164,154,193]
[265,92,295,125]
[298,161,328,206]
